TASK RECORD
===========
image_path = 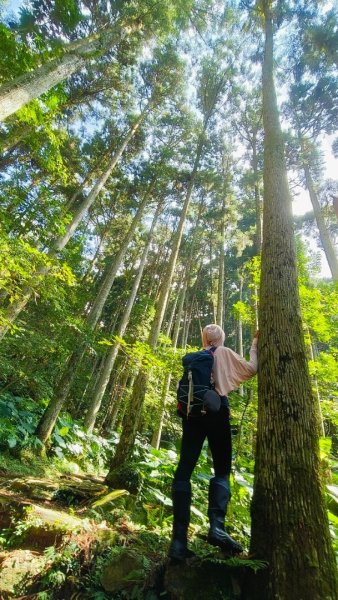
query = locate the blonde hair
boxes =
[202,324,225,348]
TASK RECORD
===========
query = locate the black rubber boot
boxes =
[168,481,195,561]
[207,476,243,555]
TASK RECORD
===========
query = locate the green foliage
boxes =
[0,391,118,471]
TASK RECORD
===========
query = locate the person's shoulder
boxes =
[215,346,233,355]
[215,346,242,360]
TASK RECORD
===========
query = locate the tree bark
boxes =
[0,27,125,121]
[249,6,337,599]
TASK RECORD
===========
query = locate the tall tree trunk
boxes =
[252,135,263,254]
[0,113,146,341]
[305,326,325,438]
[237,274,244,356]
[85,186,152,329]
[80,225,109,284]
[84,202,162,432]
[164,292,180,337]
[303,162,338,281]
[35,193,151,444]
[101,371,133,435]
[150,374,172,449]
[216,196,226,328]
[0,27,125,121]
[106,135,206,479]
[249,6,337,599]
[151,273,189,449]
[52,112,146,254]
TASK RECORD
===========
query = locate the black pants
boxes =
[173,405,232,484]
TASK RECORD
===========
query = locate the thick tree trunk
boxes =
[0,113,146,341]
[303,162,338,281]
[84,203,162,432]
[249,7,337,600]
[0,28,123,121]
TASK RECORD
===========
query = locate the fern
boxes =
[201,555,268,573]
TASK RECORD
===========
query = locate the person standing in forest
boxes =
[169,324,258,561]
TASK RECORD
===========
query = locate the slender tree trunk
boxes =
[35,193,151,444]
[238,275,244,396]
[52,113,146,255]
[0,124,32,153]
[74,355,101,418]
[86,187,152,328]
[0,113,146,341]
[151,374,171,449]
[148,137,204,349]
[182,296,195,348]
[216,197,226,328]
[106,135,206,478]
[165,292,180,337]
[84,202,162,432]
[151,274,189,449]
[252,136,263,253]
[101,371,133,435]
[0,27,126,121]
[249,6,337,599]
[305,326,325,438]
[106,369,147,475]
[80,225,109,284]
[237,275,244,357]
[303,162,338,281]
[114,375,136,431]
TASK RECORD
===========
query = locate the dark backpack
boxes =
[177,347,221,417]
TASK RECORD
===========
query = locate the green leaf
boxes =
[58,426,70,437]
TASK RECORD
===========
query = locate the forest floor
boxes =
[0,454,263,600]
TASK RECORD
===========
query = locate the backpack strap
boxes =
[187,369,193,416]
